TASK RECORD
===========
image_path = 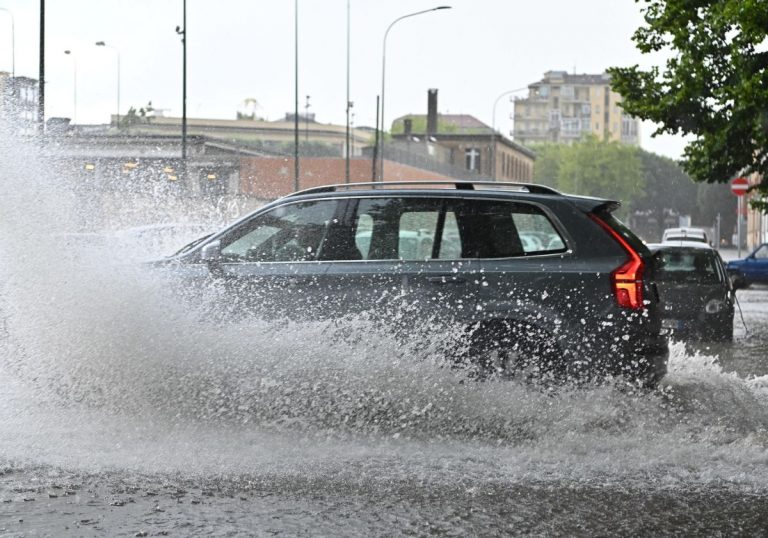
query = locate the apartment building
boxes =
[513,71,640,146]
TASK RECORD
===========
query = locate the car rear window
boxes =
[655,249,722,284]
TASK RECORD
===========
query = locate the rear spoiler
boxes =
[565,196,621,214]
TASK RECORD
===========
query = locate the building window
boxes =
[465,148,481,172]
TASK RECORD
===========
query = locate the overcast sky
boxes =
[0,0,688,158]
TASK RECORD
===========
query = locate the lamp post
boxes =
[378,5,451,181]
[63,50,76,124]
[95,41,121,129]
[293,0,299,191]
[491,86,528,181]
[345,0,351,183]
[175,0,187,165]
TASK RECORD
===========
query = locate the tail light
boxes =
[589,214,644,310]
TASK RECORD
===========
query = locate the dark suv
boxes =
[163,181,667,386]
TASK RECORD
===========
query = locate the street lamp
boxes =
[491,86,528,181]
[378,5,451,181]
[95,41,121,128]
[63,50,77,124]
[175,0,187,169]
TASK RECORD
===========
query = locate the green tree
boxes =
[632,150,698,240]
[608,0,768,208]
[533,136,644,217]
[530,143,563,189]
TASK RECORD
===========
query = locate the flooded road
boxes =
[1,286,768,536]
[2,141,768,536]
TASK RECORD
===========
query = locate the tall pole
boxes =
[379,6,451,181]
[294,0,300,191]
[95,42,121,128]
[738,195,743,258]
[182,0,187,162]
[38,0,45,133]
[372,95,379,181]
[490,86,527,180]
[345,0,351,183]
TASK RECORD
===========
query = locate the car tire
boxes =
[466,321,563,383]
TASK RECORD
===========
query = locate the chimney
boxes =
[404,118,413,136]
[427,88,438,136]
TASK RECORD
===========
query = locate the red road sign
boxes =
[731,177,749,196]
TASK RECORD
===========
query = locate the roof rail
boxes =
[287,180,560,198]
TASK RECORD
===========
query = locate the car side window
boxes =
[455,200,566,258]
[754,245,768,259]
[219,200,338,262]
[349,197,564,261]
[353,198,442,260]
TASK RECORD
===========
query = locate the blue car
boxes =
[726,243,768,288]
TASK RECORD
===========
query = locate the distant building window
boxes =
[561,118,580,133]
[595,105,601,114]
[622,117,638,136]
[539,86,549,97]
[465,148,481,172]
[561,85,574,98]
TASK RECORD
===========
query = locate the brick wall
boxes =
[239,157,451,198]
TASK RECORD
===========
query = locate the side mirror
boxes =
[200,240,221,263]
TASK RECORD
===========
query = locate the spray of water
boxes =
[2,132,768,492]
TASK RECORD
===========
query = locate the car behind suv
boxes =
[162,181,667,386]
[649,242,734,341]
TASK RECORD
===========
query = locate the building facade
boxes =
[513,71,640,146]
[0,73,39,136]
[391,113,535,182]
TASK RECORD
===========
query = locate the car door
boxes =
[743,244,768,284]
[405,197,575,330]
[203,198,343,320]
[312,196,431,331]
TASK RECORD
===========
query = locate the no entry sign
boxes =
[731,177,749,196]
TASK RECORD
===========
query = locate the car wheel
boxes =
[467,321,563,383]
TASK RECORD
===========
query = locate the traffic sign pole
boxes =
[738,196,742,257]
[731,177,749,257]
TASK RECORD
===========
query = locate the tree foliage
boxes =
[608,0,768,209]
[633,150,698,240]
[533,136,644,216]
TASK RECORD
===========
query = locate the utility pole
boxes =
[372,95,379,181]
[293,0,300,191]
[38,0,45,133]
[345,0,351,183]
[175,0,187,179]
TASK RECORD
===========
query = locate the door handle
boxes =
[428,275,467,285]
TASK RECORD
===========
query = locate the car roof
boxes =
[280,180,619,213]
[648,241,717,252]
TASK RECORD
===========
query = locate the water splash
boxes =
[2,133,768,493]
